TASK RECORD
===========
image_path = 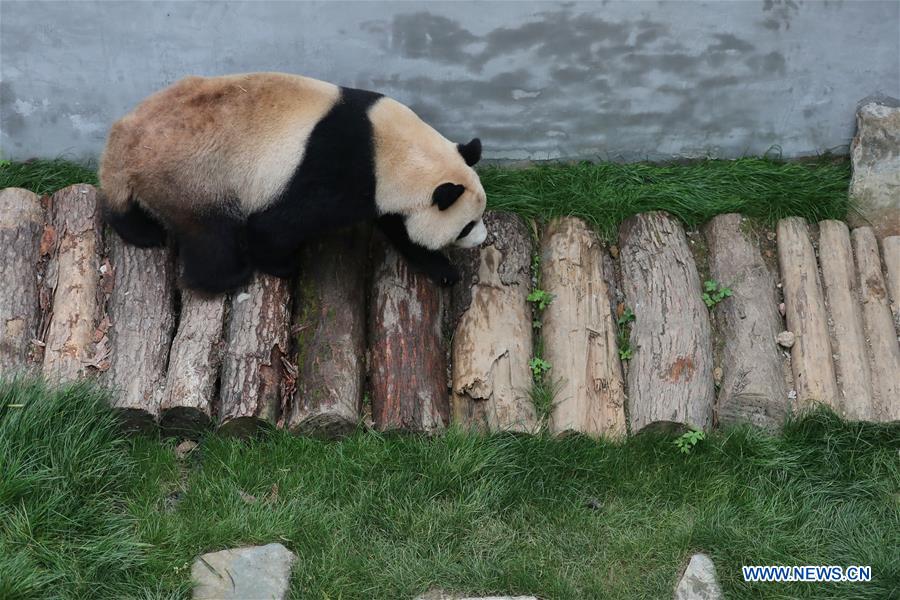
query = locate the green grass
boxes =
[2,377,897,599]
[479,157,851,240]
[0,159,98,196]
[0,157,850,239]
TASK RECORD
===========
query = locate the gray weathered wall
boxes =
[1,1,898,162]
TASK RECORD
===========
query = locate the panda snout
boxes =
[454,219,487,249]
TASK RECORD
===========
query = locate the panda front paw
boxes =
[432,262,460,287]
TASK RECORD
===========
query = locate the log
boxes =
[369,238,448,433]
[41,184,104,382]
[817,221,874,419]
[160,290,226,436]
[219,273,291,436]
[447,212,535,433]
[541,217,626,437]
[882,236,900,329]
[0,188,44,374]
[851,227,900,421]
[776,217,839,411]
[619,212,714,433]
[103,239,177,430]
[288,227,369,437]
[703,214,788,429]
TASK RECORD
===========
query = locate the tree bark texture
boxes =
[881,236,900,329]
[0,188,44,374]
[776,217,839,411]
[542,217,626,437]
[288,227,370,437]
[102,238,177,430]
[619,211,715,433]
[447,212,536,433]
[369,238,448,433]
[219,273,292,436]
[703,214,788,430]
[41,184,104,382]
[817,220,874,419]
[160,290,226,437]
[851,227,900,421]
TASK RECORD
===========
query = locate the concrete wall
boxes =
[1,1,898,162]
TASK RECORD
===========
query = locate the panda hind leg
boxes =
[176,213,254,294]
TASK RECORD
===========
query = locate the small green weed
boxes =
[674,429,706,454]
[702,280,733,309]
[529,357,552,381]
[616,307,636,361]
[527,289,554,312]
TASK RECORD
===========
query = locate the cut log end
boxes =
[289,411,359,439]
[113,407,157,434]
[159,407,213,439]
[218,416,275,438]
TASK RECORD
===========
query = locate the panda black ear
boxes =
[457,138,482,167]
[432,183,465,211]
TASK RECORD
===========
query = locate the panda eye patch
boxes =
[457,221,476,240]
[433,183,465,211]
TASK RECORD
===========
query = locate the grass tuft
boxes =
[480,157,851,240]
[0,158,98,196]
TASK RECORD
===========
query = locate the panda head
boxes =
[370,98,489,252]
[402,137,488,251]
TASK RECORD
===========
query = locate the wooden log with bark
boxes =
[288,227,370,437]
[703,214,788,429]
[882,236,900,328]
[817,220,874,419]
[102,239,177,430]
[0,188,45,374]
[851,227,900,421]
[160,290,226,436]
[219,273,292,436]
[41,184,104,382]
[447,212,536,433]
[369,238,448,433]
[541,217,626,437]
[776,217,839,410]
[619,211,714,433]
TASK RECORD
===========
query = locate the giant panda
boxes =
[98,72,487,293]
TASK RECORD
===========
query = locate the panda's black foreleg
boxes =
[377,214,460,287]
[176,213,253,294]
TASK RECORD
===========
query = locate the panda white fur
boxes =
[99,72,487,293]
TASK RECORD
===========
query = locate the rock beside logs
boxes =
[160,290,226,437]
[289,228,370,437]
[41,185,104,382]
[369,238,448,433]
[848,101,900,239]
[219,274,292,436]
[0,188,44,374]
[541,217,626,437]
[619,211,714,432]
[703,214,787,429]
[851,227,900,421]
[448,212,536,433]
[103,239,177,430]
[776,217,839,411]
[817,221,874,419]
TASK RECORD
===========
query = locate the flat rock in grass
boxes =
[192,543,295,600]
[848,100,900,239]
[417,592,536,600]
[674,553,722,600]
